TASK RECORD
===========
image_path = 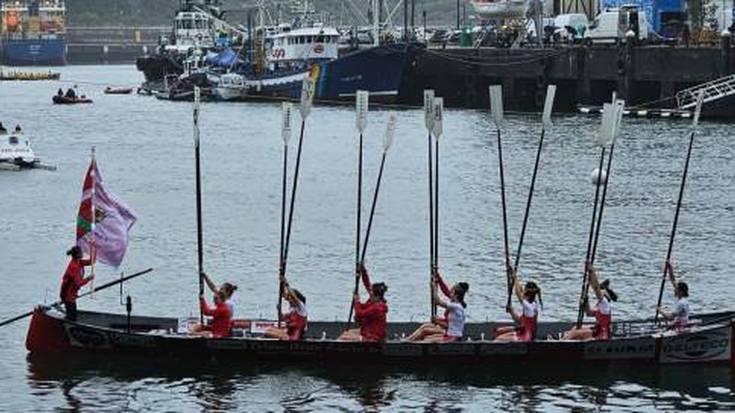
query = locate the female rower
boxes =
[561,266,618,340]
[201,271,237,316]
[339,264,388,342]
[264,275,308,340]
[194,290,233,338]
[494,271,542,342]
[59,246,94,321]
[657,261,690,330]
[406,272,469,341]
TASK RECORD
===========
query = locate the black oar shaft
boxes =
[433,138,440,320]
[0,268,154,328]
[347,133,364,325]
[513,128,545,273]
[282,119,307,276]
[497,129,512,308]
[194,133,204,324]
[360,152,388,264]
[655,130,696,322]
[590,143,616,265]
[576,147,606,327]
[427,133,436,319]
[278,144,288,327]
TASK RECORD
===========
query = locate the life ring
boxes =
[313,44,324,54]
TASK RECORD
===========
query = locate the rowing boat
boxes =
[26,307,735,365]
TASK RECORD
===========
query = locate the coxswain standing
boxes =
[657,261,690,330]
[561,266,617,340]
[59,246,94,321]
[339,264,388,342]
[264,274,308,340]
[494,271,542,342]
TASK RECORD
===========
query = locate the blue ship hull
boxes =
[1,37,66,66]
[250,43,419,103]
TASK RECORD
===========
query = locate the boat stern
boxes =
[25,307,71,353]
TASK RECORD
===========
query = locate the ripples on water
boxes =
[0,66,733,411]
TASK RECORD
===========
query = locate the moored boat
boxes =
[104,86,133,95]
[0,130,55,170]
[25,306,735,365]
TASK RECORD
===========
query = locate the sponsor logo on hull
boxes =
[584,337,656,360]
[66,325,110,349]
[660,326,732,363]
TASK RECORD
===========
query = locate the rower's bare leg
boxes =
[561,327,593,341]
[264,326,289,340]
[338,330,362,341]
[493,332,518,342]
[494,326,515,337]
[422,333,450,343]
[407,323,444,341]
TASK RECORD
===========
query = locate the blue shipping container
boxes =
[601,0,685,34]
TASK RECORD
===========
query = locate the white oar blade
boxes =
[542,85,557,128]
[693,90,704,127]
[193,86,201,145]
[300,76,316,119]
[489,85,503,128]
[281,102,293,145]
[432,97,444,139]
[383,114,397,151]
[356,90,369,133]
[598,103,616,147]
[612,99,625,143]
[424,89,435,133]
[194,86,201,108]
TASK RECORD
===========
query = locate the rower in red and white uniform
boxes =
[59,246,94,321]
[265,274,308,340]
[338,264,388,342]
[561,266,618,340]
[195,290,233,338]
[657,261,690,331]
[494,271,542,342]
[406,272,470,342]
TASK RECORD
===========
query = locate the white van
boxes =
[585,6,649,43]
[554,13,589,41]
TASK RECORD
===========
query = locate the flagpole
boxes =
[90,146,96,298]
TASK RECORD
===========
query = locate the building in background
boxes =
[1,0,66,66]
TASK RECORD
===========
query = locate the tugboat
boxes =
[0,0,67,66]
[135,0,245,92]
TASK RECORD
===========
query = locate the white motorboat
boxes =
[213,73,249,101]
[0,131,55,170]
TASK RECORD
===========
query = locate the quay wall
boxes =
[408,41,734,110]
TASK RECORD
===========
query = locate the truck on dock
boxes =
[600,0,687,38]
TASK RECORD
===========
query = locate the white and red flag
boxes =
[76,157,137,267]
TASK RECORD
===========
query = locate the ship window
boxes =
[316,35,324,42]
[9,136,19,145]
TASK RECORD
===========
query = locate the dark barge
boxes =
[26,307,735,365]
[406,38,735,118]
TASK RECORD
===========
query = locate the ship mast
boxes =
[254,0,266,74]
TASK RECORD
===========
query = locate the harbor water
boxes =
[0,65,733,411]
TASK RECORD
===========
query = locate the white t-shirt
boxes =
[445,302,466,337]
[522,299,540,318]
[597,296,611,315]
[290,300,307,318]
[673,298,689,325]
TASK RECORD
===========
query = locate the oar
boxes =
[512,85,556,275]
[423,90,437,320]
[193,87,205,323]
[489,85,512,308]
[0,268,154,328]
[347,117,396,324]
[575,96,624,327]
[281,77,315,279]
[655,91,704,323]
[359,115,397,264]
[277,102,293,328]
[347,90,369,325]
[432,97,444,321]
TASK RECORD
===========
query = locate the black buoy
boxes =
[126,295,132,333]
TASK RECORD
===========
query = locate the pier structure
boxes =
[409,37,735,113]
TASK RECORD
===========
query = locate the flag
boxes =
[76,159,137,267]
